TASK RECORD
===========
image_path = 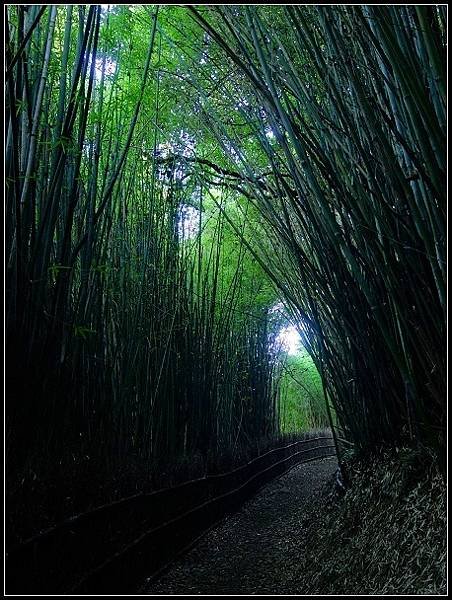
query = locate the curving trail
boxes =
[142,457,337,595]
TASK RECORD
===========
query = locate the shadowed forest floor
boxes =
[142,458,338,594]
[142,451,446,595]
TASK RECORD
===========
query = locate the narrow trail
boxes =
[142,457,337,595]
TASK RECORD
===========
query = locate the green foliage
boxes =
[5,5,445,541]
[187,5,446,454]
[279,350,328,433]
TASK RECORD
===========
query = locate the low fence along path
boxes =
[143,457,338,595]
[6,437,335,594]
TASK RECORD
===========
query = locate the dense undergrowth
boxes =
[293,448,446,595]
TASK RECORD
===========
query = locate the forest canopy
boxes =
[5,5,446,538]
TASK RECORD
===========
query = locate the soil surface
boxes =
[141,457,338,595]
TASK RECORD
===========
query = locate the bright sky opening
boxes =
[276,325,302,355]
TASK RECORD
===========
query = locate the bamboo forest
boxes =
[5,5,447,595]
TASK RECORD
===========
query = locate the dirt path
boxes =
[142,457,338,595]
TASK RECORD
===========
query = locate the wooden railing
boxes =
[6,436,336,594]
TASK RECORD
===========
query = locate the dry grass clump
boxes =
[295,447,446,595]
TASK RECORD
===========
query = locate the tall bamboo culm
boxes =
[188,5,446,458]
[5,5,282,538]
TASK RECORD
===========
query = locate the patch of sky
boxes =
[265,127,275,140]
[89,53,117,82]
[275,325,302,355]
[269,302,304,356]
[177,204,200,241]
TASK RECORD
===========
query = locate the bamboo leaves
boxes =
[189,5,446,453]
